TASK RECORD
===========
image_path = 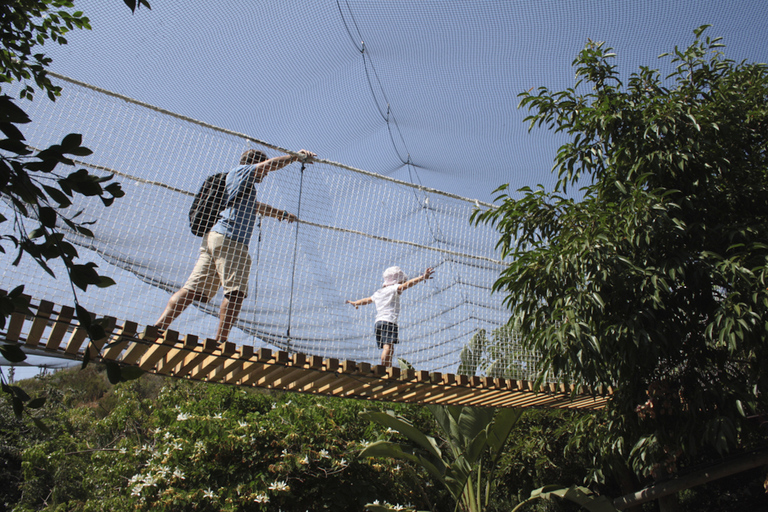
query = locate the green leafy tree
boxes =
[1,0,152,399]
[458,326,531,380]
[473,25,768,488]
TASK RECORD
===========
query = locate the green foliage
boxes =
[458,326,531,380]
[361,405,524,512]
[1,371,434,511]
[473,26,768,482]
[0,0,151,405]
[0,0,91,101]
[512,485,618,512]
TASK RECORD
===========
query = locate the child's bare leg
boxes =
[381,343,394,367]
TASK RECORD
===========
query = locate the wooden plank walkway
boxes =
[0,295,610,410]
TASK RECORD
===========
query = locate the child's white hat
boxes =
[382,266,407,286]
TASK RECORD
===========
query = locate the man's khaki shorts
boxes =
[183,231,251,301]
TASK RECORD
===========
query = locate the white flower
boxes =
[203,488,216,499]
[318,449,330,459]
[176,412,189,421]
[281,449,290,458]
[359,440,370,448]
[171,440,183,451]
[194,440,205,452]
[254,492,270,503]
[271,403,277,409]
[143,474,157,487]
[299,455,309,465]
[213,412,223,419]
[238,420,248,428]
[394,464,401,472]
[163,431,172,439]
[119,447,127,454]
[268,480,290,492]
[337,458,348,467]
[173,468,185,480]
[386,427,398,434]
[130,484,144,497]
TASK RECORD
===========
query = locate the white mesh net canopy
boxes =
[1,77,533,376]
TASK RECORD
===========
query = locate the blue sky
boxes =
[5,0,768,380]
[39,0,768,203]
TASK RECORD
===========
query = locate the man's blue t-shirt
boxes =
[210,164,260,245]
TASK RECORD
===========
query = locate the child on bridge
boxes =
[347,266,434,367]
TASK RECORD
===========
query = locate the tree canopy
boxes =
[474,26,768,480]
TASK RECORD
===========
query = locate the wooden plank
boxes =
[335,377,380,398]
[349,366,405,399]
[421,382,481,406]
[5,311,27,342]
[242,363,289,387]
[102,321,138,361]
[224,360,266,385]
[223,348,273,384]
[246,351,294,387]
[175,339,218,377]
[265,366,311,389]
[378,368,431,401]
[485,390,562,409]
[190,342,236,380]
[424,373,491,405]
[63,325,89,355]
[462,388,524,408]
[216,345,254,382]
[324,360,370,396]
[298,359,340,394]
[138,330,180,371]
[336,360,398,398]
[45,305,75,351]
[449,378,511,407]
[159,333,199,374]
[391,382,442,404]
[25,300,54,348]
[267,353,315,388]
[285,355,324,390]
[120,326,162,365]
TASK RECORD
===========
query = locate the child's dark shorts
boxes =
[375,321,399,349]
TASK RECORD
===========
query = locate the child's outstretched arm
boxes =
[398,267,434,293]
[346,297,373,309]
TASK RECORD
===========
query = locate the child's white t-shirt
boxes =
[371,284,401,323]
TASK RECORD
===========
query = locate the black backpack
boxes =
[188,172,229,237]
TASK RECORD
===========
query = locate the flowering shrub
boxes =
[5,371,434,511]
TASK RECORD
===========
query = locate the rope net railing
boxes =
[1,76,539,379]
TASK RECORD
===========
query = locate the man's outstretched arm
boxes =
[255,202,298,222]
[259,149,316,174]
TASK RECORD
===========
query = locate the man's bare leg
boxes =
[155,288,203,330]
[381,343,394,367]
[215,291,244,342]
